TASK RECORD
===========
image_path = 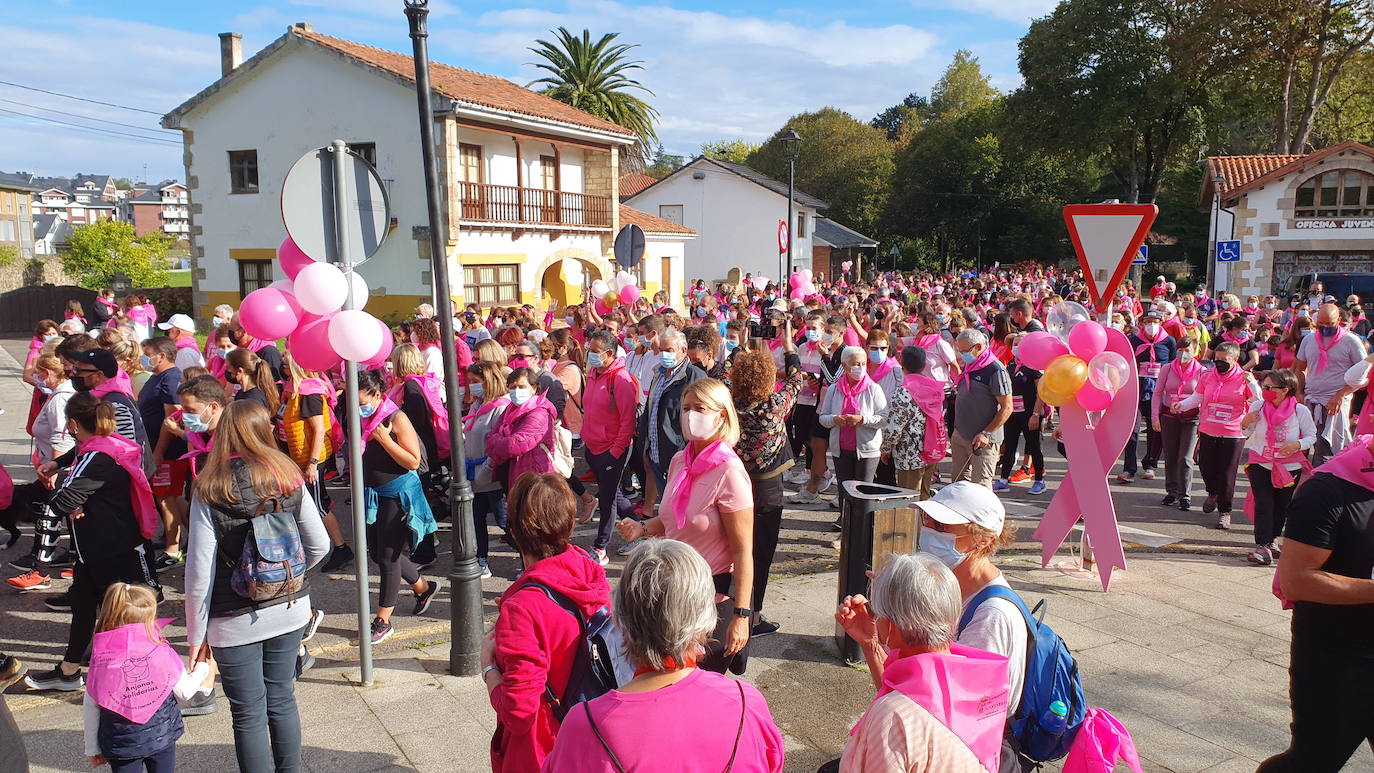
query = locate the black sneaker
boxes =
[180,688,218,716]
[46,548,76,569]
[24,664,83,692]
[154,552,185,571]
[1178,498,1191,512]
[751,616,780,638]
[414,578,441,616]
[3,525,19,550]
[45,592,72,612]
[319,544,354,574]
[302,608,325,643]
[1202,496,1217,514]
[369,617,394,644]
[0,655,26,691]
[1161,495,1177,507]
[7,554,39,572]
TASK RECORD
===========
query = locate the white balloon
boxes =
[293,262,349,315]
[615,271,635,291]
[801,268,813,281]
[562,260,583,286]
[590,279,610,297]
[347,271,370,310]
[328,310,384,362]
[268,279,293,293]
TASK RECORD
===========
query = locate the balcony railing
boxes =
[457,182,610,228]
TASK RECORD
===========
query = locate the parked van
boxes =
[1284,272,1374,313]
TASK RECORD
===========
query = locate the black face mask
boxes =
[1214,360,1233,374]
[1319,325,1338,338]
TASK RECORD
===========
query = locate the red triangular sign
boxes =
[1063,204,1158,313]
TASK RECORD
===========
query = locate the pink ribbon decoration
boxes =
[1034,327,1138,590]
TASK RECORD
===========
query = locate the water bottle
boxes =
[1040,700,1069,735]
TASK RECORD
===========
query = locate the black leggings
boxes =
[1196,434,1246,513]
[1246,464,1301,546]
[369,496,419,609]
[788,403,817,468]
[750,474,784,613]
[998,411,1044,480]
[68,546,159,663]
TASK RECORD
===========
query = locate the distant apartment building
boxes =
[24,173,117,226]
[120,180,190,239]
[0,172,38,259]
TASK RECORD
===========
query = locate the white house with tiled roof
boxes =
[1200,141,1374,297]
[161,23,691,321]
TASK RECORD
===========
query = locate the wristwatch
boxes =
[732,607,753,618]
[308,457,320,465]
[980,431,995,443]
[481,664,501,679]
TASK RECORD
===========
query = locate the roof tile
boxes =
[1208,154,1307,196]
[618,172,658,199]
[619,204,694,235]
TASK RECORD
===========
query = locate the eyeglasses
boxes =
[1262,384,1286,392]
[73,368,99,376]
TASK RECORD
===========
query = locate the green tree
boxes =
[871,93,931,141]
[62,220,171,290]
[112,177,133,190]
[700,139,759,163]
[1261,0,1374,153]
[748,108,895,236]
[527,27,659,168]
[0,244,17,268]
[930,50,999,120]
[644,144,684,178]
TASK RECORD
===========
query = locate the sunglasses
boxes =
[1262,383,1287,392]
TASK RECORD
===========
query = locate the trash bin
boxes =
[835,481,922,664]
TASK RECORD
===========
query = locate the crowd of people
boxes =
[1,265,1372,772]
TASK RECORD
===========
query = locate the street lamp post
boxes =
[889,245,898,272]
[111,271,130,296]
[404,0,483,676]
[1206,172,1225,295]
[780,128,802,279]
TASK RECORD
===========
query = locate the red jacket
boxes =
[581,358,639,458]
[489,545,611,773]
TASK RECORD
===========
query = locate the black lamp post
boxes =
[404,0,483,676]
[780,128,802,279]
[1206,171,1225,294]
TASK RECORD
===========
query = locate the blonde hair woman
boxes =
[111,340,150,396]
[615,377,756,675]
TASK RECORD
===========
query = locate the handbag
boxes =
[542,422,576,478]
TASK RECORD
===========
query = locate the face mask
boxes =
[959,350,977,365]
[848,365,865,380]
[1214,360,1233,374]
[1319,325,1338,338]
[1196,290,1206,298]
[43,334,60,345]
[509,388,532,405]
[821,332,835,345]
[682,410,721,442]
[937,315,949,325]
[140,355,152,370]
[868,349,886,365]
[920,528,968,570]
[587,352,605,369]
[509,357,530,370]
[468,383,484,399]
[1178,351,1193,363]
[1143,324,1160,337]
[660,351,678,369]
[1230,331,1250,341]
[358,402,377,418]
[183,411,210,433]
[1298,310,1310,318]
[725,339,739,352]
[1265,388,1287,405]
[696,307,709,318]
[1265,303,1275,309]
[212,317,224,328]
[805,329,821,342]
[565,316,575,326]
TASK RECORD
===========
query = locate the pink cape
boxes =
[852,644,1010,773]
[668,439,735,530]
[88,620,184,724]
[387,373,451,459]
[81,434,158,540]
[90,370,135,399]
[360,396,400,451]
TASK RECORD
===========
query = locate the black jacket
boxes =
[48,450,143,567]
[638,361,706,470]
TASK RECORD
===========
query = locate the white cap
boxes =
[914,481,1006,532]
[769,299,789,314]
[157,313,196,333]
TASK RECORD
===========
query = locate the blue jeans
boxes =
[1122,399,1160,475]
[472,490,507,559]
[213,624,306,773]
[109,745,175,773]
[586,448,634,550]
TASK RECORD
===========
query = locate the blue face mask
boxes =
[565,316,575,326]
[587,352,604,369]
[468,383,484,399]
[920,528,968,570]
[183,412,210,433]
[959,350,977,365]
[868,349,886,364]
[660,351,678,369]
[725,339,739,352]
[212,317,224,328]
[140,355,152,370]
[805,329,821,342]
[359,403,377,419]
[696,307,709,318]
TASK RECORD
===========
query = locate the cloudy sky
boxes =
[0,0,1055,183]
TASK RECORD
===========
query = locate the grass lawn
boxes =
[165,269,192,288]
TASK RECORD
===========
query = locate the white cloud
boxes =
[911,0,1059,25]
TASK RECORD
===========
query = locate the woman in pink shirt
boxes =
[541,539,784,773]
[1174,342,1261,529]
[615,378,756,675]
[1152,337,1204,511]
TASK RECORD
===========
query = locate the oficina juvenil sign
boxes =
[1294,218,1374,229]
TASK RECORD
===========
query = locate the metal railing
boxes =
[457,182,610,227]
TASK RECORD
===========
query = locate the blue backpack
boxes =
[521,581,632,721]
[958,585,1086,764]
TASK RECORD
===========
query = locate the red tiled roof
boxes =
[294,28,635,138]
[1208,154,1307,196]
[619,204,694,235]
[619,172,658,199]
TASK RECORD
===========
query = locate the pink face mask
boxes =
[681,410,722,442]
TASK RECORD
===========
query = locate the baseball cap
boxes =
[769,299,788,314]
[1141,307,1162,321]
[157,313,197,333]
[74,348,118,378]
[914,481,1005,532]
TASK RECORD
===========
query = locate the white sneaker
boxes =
[592,548,610,566]
[791,490,828,505]
[818,472,837,493]
[1140,469,1157,480]
[616,541,638,556]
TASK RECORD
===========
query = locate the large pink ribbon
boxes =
[1033,327,1137,590]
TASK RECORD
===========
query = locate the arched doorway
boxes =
[537,249,605,308]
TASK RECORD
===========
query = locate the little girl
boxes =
[84,583,210,772]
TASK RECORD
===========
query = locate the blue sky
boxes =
[0,0,1053,182]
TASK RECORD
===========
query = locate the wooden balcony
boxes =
[457,182,611,229]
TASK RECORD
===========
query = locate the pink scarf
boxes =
[904,372,950,465]
[388,373,451,459]
[837,372,873,450]
[88,621,185,724]
[90,370,134,399]
[851,644,1009,773]
[360,396,400,451]
[80,434,158,540]
[96,297,118,313]
[173,335,199,352]
[915,332,941,349]
[1169,358,1200,402]
[1133,326,1167,362]
[1203,365,1243,404]
[1263,395,1297,450]
[868,358,897,383]
[958,348,996,388]
[463,396,511,431]
[1313,326,1348,374]
[1222,331,1250,347]
[668,439,735,529]
[1312,434,1374,491]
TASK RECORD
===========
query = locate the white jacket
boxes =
[32,380,76,462]
[819,376,889,459]
[1243,400,1317,470]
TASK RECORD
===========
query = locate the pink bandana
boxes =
[80,434,158,539]
[1313,326,1348,374]
[958,348,996,388]
[388,374,451,459]
[90,370,135,399]
[1312,434,1374,490]
[837,371,874,450]
[668,439,735,529]
[88,620,185,724]
[360,396,400,451]
[1134,326,1168,362]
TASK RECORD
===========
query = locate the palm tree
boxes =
[528,27,659,168]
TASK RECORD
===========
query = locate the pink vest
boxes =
[1197,369,1252,438]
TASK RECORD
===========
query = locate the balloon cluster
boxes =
[237,237,391,372]
[1017,301,1131,412]
[788,269,816,301]
[590,271,641,316]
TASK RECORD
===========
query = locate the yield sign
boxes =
[1063,203,1158,313]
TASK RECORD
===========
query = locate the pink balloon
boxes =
[594,299,612,316]
[278,237,316,280]
[789,288,807,302]
[288,314,340,372]
[1067,321,1108,361]
[789,272,802,289]
[619,284,640,305]
[239,287,302,341]
[1075,383,1114,412]
[363,320,395,368]
[1017,332,1069,370]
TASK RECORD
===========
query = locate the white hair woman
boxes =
[818,345,889,506]
[835,552,1008,772]
[616,378,755,674]
[543,539,784,771]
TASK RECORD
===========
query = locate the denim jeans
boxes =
[213,624,307,773]
[472,490,507,559]
[586,448,635,550]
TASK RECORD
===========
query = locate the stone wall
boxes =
[0,254,79,294]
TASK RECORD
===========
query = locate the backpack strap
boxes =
[957,584,1040,725]
[582,700,627,773]
[724,679,746,773]
[519,581,589,712]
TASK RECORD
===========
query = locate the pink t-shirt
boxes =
[540,668,785,772]
[660,451,753,576]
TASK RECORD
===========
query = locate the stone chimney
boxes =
[292,22,314,34]
[219,32,242,78]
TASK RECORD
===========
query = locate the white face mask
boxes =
[509,387,532,405]
[681,410,721,442]
[848,365,866,380]
[1142,323,1160,337]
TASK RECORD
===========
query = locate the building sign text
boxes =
[1295,218,1374,229]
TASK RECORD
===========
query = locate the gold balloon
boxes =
[1042,354,1088,395]
[602,291,620,307]
[1038,384,1075,407]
